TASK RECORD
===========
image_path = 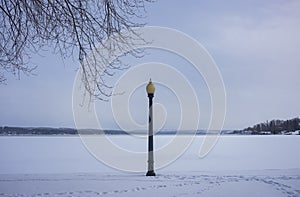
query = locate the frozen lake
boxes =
[0,135,300,196]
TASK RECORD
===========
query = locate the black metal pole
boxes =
[146,93,155,176]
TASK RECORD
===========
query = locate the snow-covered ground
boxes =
[0,136,300,197]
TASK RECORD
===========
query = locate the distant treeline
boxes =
[0,127,129,135]
[244,117,300,134]
[0,127,229,136]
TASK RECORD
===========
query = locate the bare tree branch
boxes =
[0,0,152,100]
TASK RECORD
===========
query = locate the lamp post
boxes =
[146,79,156,176]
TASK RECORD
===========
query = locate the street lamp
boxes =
[146,79,156,176]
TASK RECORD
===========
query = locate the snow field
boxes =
[0,135,300,196]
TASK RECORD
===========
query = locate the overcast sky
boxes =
[1,0,299,130]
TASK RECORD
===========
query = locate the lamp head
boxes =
[146,79,155,94]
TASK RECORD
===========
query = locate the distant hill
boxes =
[244,117,300,135]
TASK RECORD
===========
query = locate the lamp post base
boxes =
[146,170,156,176]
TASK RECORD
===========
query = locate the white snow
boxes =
[0,135,300,197]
